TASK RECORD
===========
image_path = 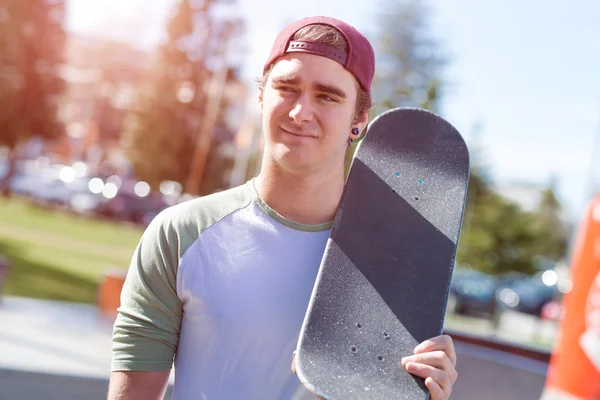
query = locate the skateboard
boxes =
[295,107,470,399]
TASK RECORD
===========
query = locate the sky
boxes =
[64,0,600,221]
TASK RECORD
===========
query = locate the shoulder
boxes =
[142,182,254,251]
[163,182,252,228]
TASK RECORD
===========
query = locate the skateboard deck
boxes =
[295,107,470,399]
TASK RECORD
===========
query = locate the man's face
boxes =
[259,52,365,176]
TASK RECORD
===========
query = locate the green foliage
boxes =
[454,123,568,276]
[0,1,66,149]
[458,192,539,275]
[0,1,66,196]
[369,0,447,115]
[529,184,569,261]
[346,0,446,176]
[457,170,568,276]
[123,0,244,194]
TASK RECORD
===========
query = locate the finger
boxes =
[291,353,297,375]
[414,334,457,366]
[405,362,452,398]
[402,351,457,384]
[425,376,449,400]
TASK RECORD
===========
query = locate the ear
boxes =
[350,111,370,139]
[355,111,369,132]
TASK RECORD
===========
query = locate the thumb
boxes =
[291,351,297,375]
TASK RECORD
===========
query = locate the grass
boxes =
[0,197,143,304]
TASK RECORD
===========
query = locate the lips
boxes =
[280,126,316,139]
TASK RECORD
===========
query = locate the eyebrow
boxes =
[314,82,347,99]
[271,76,301,86]
[271,75,347,99]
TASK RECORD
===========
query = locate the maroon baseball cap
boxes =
[263,16,375,95]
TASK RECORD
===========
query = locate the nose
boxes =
[289,94,313,125]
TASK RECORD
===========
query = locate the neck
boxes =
[254,161,346,226]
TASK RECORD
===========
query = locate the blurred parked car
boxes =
[95,190,168,225]
[448,269,498,316]
[495,273,558,317]
[7,170,41,197]
[35,177,96,207]
[3,159,49,197]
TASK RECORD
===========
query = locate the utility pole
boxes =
[185,22,235,196]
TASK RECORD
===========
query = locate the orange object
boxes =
[544,193,600,399]
[97,268,127,315]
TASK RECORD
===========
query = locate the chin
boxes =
[269,143,316,172]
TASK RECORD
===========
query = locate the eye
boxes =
[318,94,336,102]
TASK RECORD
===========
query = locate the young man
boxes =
[108,16,458,400]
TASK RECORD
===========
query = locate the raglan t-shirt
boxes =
[111,179,332,399]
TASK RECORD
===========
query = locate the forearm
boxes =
[107,370,170,400]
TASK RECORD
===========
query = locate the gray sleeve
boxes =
[111,209,184,371]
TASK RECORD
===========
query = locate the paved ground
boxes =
[0,368,176,400]
[452,341,548,399]
[0,296,549,399]
[0,297,173,400]
[0,297,114,379]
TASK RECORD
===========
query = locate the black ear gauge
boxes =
[348,127,360,146]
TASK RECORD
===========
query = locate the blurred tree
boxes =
[123,0,244,195]
[0,0,66,196]
[457,177,569,276]
[369,0,447,117]
[530,181,569,261]
[345,0,446,176]
[456,127,568,276]
[457,192,542,276]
